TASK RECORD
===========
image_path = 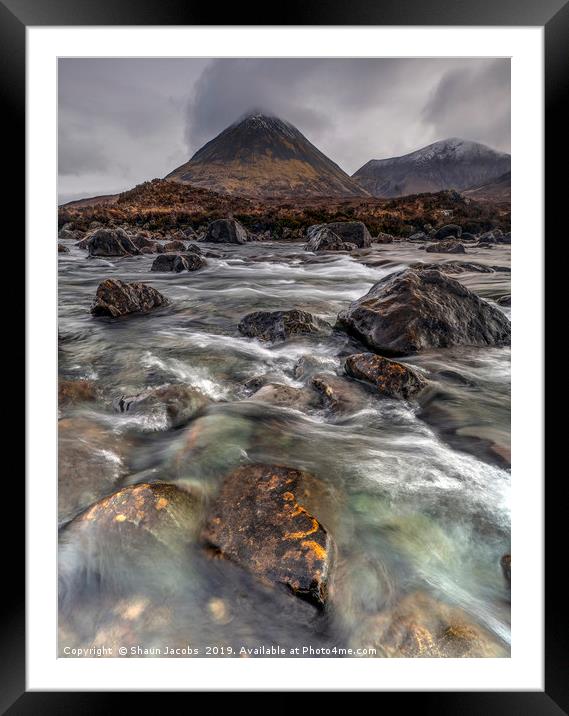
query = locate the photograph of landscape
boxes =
[58,57,511,659]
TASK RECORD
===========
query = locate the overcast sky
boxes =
[58,58,510,204]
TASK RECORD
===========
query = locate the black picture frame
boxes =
[4,0,562,709]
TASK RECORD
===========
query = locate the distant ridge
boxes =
[352,138,511,198]
[166,112,368,200]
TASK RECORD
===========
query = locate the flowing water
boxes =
[58,240,511,658]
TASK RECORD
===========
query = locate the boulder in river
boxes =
[87,227,141,257]
[151,253,206,273]
[238,309,330,343]
[337,269,511,355]
[434,224,462,240]
[305,226,348,252]
[91,279,169,318]
[408,232,428,242]
[344,352,427,400]
[249,383,320,411]
[375,232,395,244]
[130,234,159,252]
[426,240,466,254]
[117,383,210,429]
[202,464,334,608]
[204,218,248,244]
[310,372,370,414]
[325,221,372,248]
[163,239,187,252]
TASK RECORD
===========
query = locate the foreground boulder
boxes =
[434,224,462,240]
[345,353,427,400]
[117,383,210,429]
[205,218,248,244]
[307,221,371,249]
[202,464,334,607]
[305,226,349,252]
[426,240,466,254]
[87,228,141,257]
[151,253,206,273]
[238,309,329,343]
[337,269,511,355]
[91,279,169,318]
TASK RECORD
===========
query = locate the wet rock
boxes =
[411,261,495,274]
[130,234,159,252]
[58,417,129,521]
[337,269,511,355]
[426,240,466,254]
[478,232,497,245]
[325,221,372,248]
[434,224,462,240]
[293,354,338,380]
[249,383,320,410]
[185,242,203,255]
[117,383,210,429]
[345,353,427,400]
[58,243,70,253]
[501,554,511,586]
[310,372,370,413]
[61,482,201,571]
[238,309,330,343]
[375,232,395,244]
[150,253,206,273]
[163,239,187,252]
[202,464,334,608]
[205,218,248,244]
[87,228,141,257]
[460,232,476,242]
[496,294,511,306]
[305,226,348,252]
[91,279,169,318]
[408,232,428,242]
[59,379,99,408]
[354,592,507,657]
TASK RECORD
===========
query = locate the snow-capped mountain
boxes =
[352,138,511,198]
[166,112,368,199]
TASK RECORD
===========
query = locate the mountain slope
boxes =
[166,112,368,199]
[352,138,511,198]
[463,171,511,202]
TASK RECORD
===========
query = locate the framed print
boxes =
[3,0,562,707]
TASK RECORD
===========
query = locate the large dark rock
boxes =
[87,227,141,257]
[345,352,427,399]
[205,218,248,244]
[151,253,206,273]
[426,240,466,254]
[238,309,329,343]
[117,383,210,429]
[305,226,348,252]
[337,269,511,355]
[202,464,334,608]
[91,279,169,318]
[325,221,372,248]
[434,224,462,240]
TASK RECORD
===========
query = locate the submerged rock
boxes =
[117,383,210,429]
[293,354,339,380]
[59,379,99,408]
[310,372,370,413]
[150,253,206,273]
[87,228,141,257]
[205,218,248,244]
[238,309,329,343]
[337,269,511,355]
[434,224,462,240]
[202,464,334,608]
[345,353,427,399]
[249,383,320,410]
[426,240,466,254]
[91,279,169,318]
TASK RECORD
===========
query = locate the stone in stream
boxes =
[163,239,187,252]
[91,279,169,318]
[202,464,334,608]
[249,383,320,411]
[408,232,428,242]
[150,253,206,273]
[116,383,211,429]
[293,354,339,380]
[58,243,70,253]
[305,226,349,252]
[310,372,370,414]
[238,309,330,343]
[344,353,428,400]
[58,378,99,408]
[501,554,511,587]
[337,269,511,355]
[496,294,511,306]
[58,417,130,522]
[306,221,372,249]
[434,223,462,240]
[204,218,248,244]
[410,261,496,274]
[130,234,160,252]
[375,232,395,244]
[60,482,201,572]
[87,227,141,257]
[426,239,466,254]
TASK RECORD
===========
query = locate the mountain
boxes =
[463,171,511,202]
[166,112,368,200]
[352,138,511,198]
